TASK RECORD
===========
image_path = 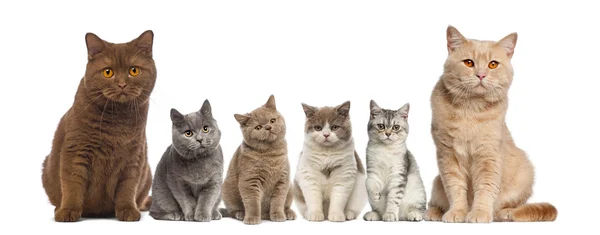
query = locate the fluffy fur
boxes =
[149,100,224,222]
[424,26,557,223]
[221,95,296,225]
[41,31,156,222]
[293,101,367,222]
[363,101,426,222]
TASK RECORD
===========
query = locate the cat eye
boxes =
[270,118,276,123]
[202,126,209,133]
[102,68,114,78]
[129,66,141,76]
[488,61,499,69]
[255,125,262,130]
[184,130,193,137]
[377,124,385,130]
[463,59,474,68]
[392,125,401,131]
[331,125,340,131]
[314,125,323,131]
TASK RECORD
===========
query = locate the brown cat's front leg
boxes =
[436,146,469,223]
[240,178,263,225]
[466,149,502,223]
[55,153,90,222]
[114,165,142,222]
[269,179,289,222]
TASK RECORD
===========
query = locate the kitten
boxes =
[221,95,296,225]
[293,101,366,222]
[149,100,223,222]
[424,26,557,223]
[41,31,156,222]
[363,101,426,222]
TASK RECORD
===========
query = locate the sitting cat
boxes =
[293,101,366,222]
[149,100,223,222]
[363,101,426,222]
[424,26,557,223]
[221,95,296,225]
[41,31,155,222]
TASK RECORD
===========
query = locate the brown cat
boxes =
[221,95,296,225]
[424,26,557,223]
[41,30,156,222]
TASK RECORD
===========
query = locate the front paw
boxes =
[306,210,325,222]
[243,216,261,225]
[194,212,212,222]
[407,210,424,221]
[285,209,296,220]
[328,211,346,222]
[466,209,493,223]
[212,211,222,220]
[116,207,141,221]
[442,208,468,223]
[55,208,81,222]
[233,210,245,220]
[184,212,195,221]
[363,211,381,221]
[382,212,398,222]
[270,211,286,222]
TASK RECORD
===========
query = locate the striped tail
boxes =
[510,203,557,222]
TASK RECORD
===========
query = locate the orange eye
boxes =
[102,68,114,78]
[488,61,499,69]
[129,66,140,76]
[463,59,474,67]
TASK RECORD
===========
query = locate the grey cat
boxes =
[149,100,224,222]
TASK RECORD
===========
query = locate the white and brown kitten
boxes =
[293,101,367,222]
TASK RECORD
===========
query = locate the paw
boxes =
[442,208,467,223]
[194,213,211,222]
[328,211,346,222]
[466,209,493,223]
[382,212,398,222]
[306,211,325,222]
[407,210,424,221]
[363,211,381,221]
[211,211,222,220]
[165,212,184,221]
[184,212,195,221]
[494,209,512,222]
[285,209,296,220]
[233,211,245,221]
[243,216,261,225]
[424,207,443,221]
[369,192,381,202]
[55,208,81,222]
[345,210,357,220]
[270,212,286,222]
[116,207,141,221]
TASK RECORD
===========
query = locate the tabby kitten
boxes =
[150,100,223,222]
[424,26,557,223]
[42,31,156,222]
[363,101,426,222]
[293,101,366,222]
[221,95,296,225]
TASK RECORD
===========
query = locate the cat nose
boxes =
[118,82,127,89]
[385,133,391,137]
[323,133,330,138]
[476,73,486,81]
[265,125,272,130]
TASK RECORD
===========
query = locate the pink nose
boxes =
[476,73,486,80]
[118,82,127,89]
[324,134,330,138]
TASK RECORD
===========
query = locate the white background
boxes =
[0,0,597,234]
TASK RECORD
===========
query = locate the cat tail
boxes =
[508,203,557,222]
[139,196,152,211]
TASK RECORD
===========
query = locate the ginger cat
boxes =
[424,26,557,223]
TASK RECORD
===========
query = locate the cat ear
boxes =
[170,108,184,125]
[497,32,518,59]
[263,95,277,110]
[85,33,106,59]
[199,99,212,117]
[132,30,154,56]
[370,100,382,119]
[336,101,351,117]
[302,103,318,118]
[234,114,251,125]
[398,103,410,121]
[447,25,467,53]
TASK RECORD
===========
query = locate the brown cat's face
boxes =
[235,95,286,144]
[443,26,517,100]
[83,31,156,103]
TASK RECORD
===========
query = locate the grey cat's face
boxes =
[302,101,352,147]
[368,100,409,144]
[170,100,221,158]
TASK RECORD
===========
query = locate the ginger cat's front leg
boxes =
[436,146,469,223]
[466,148,502,223]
